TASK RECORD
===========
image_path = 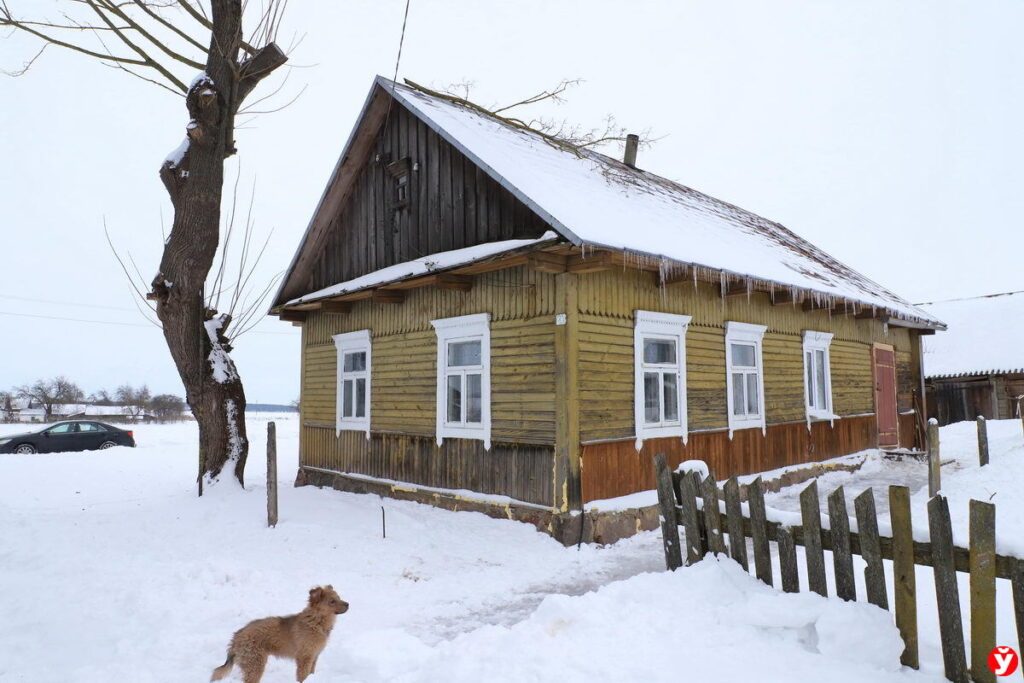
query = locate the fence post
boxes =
[828,486,856,602]
[1012,560,1024,679]
[653,453,683,570]
[747,477,773,586]
[267,421,278,528]
[723,477,748,571]
[677,469,704,565]
[928,495,968,682]
[977,416,990,467]
[701,475,726,555]
[800,481,828,597]
[889,486,918,669]
[928,419,941,497]
[855,488,888,610]
[969,500,996,683]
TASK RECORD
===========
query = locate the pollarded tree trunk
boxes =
[149,0,285,487]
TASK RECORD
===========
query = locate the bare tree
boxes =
[1,1,289,488]
[16,377,84,420]
[116,384,152,418]
[0,391,14,422]
[151,393,186,421]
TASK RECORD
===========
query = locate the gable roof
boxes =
[275,76,943,329]
[919,291,1024,378]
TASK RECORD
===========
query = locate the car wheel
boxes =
[98,441,118,450]
[14,443,36,454]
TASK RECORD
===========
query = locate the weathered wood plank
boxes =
[889,485,918,669]
[977,415,990,467]
[701,475,726,555]
[777,526,799,593]
[676,470,704,565]
[724,477,748,571]
[929,495,968,683]
[653,453,682,570]
[928,419,942,497]
[1012,560,1024,681]
[854,488,888,610]
[969,499,996,683]
[828,486,856,601]
[800,481,828,597]
[748,477,773,586]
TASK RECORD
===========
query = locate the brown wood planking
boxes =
[969,500,996,683]
[929,495,969,683]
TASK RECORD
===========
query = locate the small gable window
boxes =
[386,157,411,210]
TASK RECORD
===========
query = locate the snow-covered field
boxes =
[4,416,1020,682]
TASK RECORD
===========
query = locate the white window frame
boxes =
[802,330,835,424]
[634,310,691,449]
[333,330,372,438]
[431,313,491,449]
[725,321,767,437]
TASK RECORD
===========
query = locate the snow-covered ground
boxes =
[5,416,1015,682]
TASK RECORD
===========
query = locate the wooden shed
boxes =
[920,291,1024,425]
[271,77,945,539]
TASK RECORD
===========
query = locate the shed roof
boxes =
[919,291,1024,378]
[276,77,943,329]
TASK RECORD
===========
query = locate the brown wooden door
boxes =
[873,345,899,448]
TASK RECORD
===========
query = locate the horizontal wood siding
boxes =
[299,271,558,504]
[307,104,551,294]
[581,415,878,503]
[302,427,554,507]
[576,268,915,444]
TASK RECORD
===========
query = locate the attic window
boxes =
[386,157,411,210]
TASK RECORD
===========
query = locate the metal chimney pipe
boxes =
[623,133,639,168]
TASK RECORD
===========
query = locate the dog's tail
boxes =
[210,653,234,681]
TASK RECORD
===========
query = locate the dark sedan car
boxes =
[0,421,136,454]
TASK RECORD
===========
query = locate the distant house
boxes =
[920,291,1024,425]
[271,77,944,537]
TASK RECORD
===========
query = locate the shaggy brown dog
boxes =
[210,585,349,683]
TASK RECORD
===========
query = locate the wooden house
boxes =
[920,292,1024,425]
[271,77,945,539]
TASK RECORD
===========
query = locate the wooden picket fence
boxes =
[653,453,1024,683]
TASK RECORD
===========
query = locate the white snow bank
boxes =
[342,559,929,682]
[287,232,559,305]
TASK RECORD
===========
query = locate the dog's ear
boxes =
[326,584,334,591]
[309,587,324,603]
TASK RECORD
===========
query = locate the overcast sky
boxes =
[1,1,1020,403]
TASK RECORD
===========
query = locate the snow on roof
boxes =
[383,78,941,328]
[287,232,560,305]
[919,291,1024,378]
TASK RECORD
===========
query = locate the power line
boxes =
[0,293,137,312]
[0,310,296,335]
[914,290,1024,306]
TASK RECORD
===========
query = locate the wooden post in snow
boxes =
[267,421,278,528]
[977,415,990,467]
[928,419,941,497]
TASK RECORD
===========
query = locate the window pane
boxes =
[806,351,815,408]
[663,372,679,422]
[447,375,462,423]
[344,351,366,372]
[355,378,366,418]
[815,350,827,409]
[746,374,760,415]
[448,341,481,367]
[731,343,756,367]
[731,373,745,416]
[466,374,482,423]
[643,338,676,364]
[644,372,660,423]
[342,379,353,418]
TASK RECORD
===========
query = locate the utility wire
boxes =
[914,289,1024,306]
[0,309,296,335]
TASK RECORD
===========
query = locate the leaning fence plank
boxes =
[701,475,727,555]
[828,486,857,601]
[969,500,996,683]
[676,469,704,565]
[977,416,990,467]
[653,453,682,571]
[748,477,773,586]
[1013,560,1024,681]
[929,495,969,683]
[777,527,799,593]
[928,419,942,497]
[800,481,828,597]
[855,488,888,610]
[724,477,748,571]
[889,485,919,669]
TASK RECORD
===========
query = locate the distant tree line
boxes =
[0,377,185,423]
